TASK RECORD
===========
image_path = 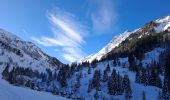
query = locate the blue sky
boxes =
[0,0,170,63]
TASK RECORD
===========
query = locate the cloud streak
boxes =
[32,1,118,63]
[31,8,88,62]
[89,0,117,34]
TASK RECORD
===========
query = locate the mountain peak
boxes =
[79,14,170,63]
[155,14,170,23]
[154,14,170,33]
[78,30,136,63]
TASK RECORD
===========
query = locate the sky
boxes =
[0,0,170,63]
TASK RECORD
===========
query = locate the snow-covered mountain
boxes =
[79,14,170,63]
[0,28,67,99]
[0,28,63,72]
[78,30,138,63]
[1,14,170,100]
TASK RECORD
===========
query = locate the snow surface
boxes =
[141,48,165,67]
[0,67,67,100]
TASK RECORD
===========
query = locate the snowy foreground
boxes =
[0,48,162,100]
[0,79,68,100]
[0,67,67,100]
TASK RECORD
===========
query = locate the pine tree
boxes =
[123,74,132,99]
[46,68,52,81]
[88,66,91,74]
[108,76,116,95]
[108,70,124,95]
[149,69,157,86]
[111,69,116,78]
[87,80,92,93]
[53,69,57,80]
[135,68,141,83]
[70,63,77,75]
[113,59,117,66]
[92,70,101,91]
[41,73,47,82]
[141,68,147,84]
[142,91,146,100]
[116,72,124,94]
[75,74,81,88]
[108,69,117,95]
[162,54,170,99]
[128,54,137,71]
[8,67,16,84]
[2,64,10,80]
[106,64,111,73]
[57,66,68,87]
[103,69,108,82]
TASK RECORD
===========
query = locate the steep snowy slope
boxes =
[78,30,135,63]
[79,14,170,63]
[0,28,68,100]
[67,48,163,100]
[0,28,63,72]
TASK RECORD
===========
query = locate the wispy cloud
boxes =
[31,8,88,62]
[31,1,118,62]
[31,37,64,46]
[89,0,117,34]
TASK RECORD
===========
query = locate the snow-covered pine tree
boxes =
[128,53,137,71]
[87,80,93,93]
[103,68,108,82]
[106,64,111,72]
[88,66,91,74]
[123,74,132,100]
[57,65,68,87]
[108,76,116,95]
[92,70,101,91]
[75,73,81,88]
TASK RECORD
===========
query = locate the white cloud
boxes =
[89,0,117,34]
[31,8,88,63]
[31,37,64,46]
[62,47,85,62]
[31,1,118,62]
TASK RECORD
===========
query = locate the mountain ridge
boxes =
[0,28,63,72]
[79,14,170,63]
